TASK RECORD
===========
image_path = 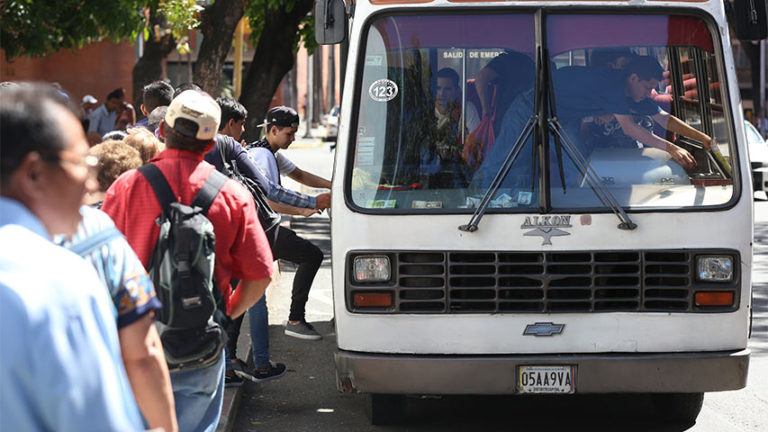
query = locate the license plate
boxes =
[517,365,575,394]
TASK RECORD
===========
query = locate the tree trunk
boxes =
[131,11,175,114]
[195,0,245,97]
[240,0,313,141]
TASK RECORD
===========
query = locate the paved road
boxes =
[233,141,768,431]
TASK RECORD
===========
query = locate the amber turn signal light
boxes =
[694,291,734,307]
[353,293,393,307]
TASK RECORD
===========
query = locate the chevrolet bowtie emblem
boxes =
[521,215,572,245]
[523,322,565,337]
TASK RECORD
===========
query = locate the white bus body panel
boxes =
[329,0,753,394]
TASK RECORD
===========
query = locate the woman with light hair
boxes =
[124,126,164,164]
[87,140,143,207]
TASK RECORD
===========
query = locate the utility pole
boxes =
[233,19,245,98]
[304,51,313,138]
[313,47,322,125]
[328,46,336,109]
[760,39,766,137]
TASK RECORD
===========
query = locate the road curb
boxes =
[216,312,254,432]
[217,216,296,432]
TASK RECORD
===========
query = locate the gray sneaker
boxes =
[285,321,322,340]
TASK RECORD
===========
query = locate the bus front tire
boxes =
[651,393,704,424]
[369,393,406,425]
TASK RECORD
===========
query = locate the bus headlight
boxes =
[696,255,733,281]
[354,255,391,282]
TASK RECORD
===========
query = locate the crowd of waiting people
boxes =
[0,80,331,432]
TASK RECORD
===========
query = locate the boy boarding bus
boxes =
[317,0,767,424]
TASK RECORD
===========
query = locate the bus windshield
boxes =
[348,12,736,213]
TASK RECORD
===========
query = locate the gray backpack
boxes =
[138,163,227,371]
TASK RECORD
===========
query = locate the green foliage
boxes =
[244,0,316,53]
[0,0,205,58]
[158,0,203,54]
[1,0,146,58]
[298,14,318,54]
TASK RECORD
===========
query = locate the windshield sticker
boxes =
[365,55,383,66]
[369,79,398,102]
[464,196,481,208]
[517,191,533,205]
[468,49,505,60]
[356,137,375,166]
[412,200,443,209]
[366,199,396,209]
[490,193,516,208]
[521,216,572,246]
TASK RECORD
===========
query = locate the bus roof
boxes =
[371,14,713,54]
[370,0,710,4]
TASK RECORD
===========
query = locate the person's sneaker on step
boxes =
[233,358,287,383]
[225,368,245,388]
[285,320,322,340]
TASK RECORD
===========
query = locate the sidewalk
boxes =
[217,138,334,431]
[288,122,334,149]
[216,214,333,432]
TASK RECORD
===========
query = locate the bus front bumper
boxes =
[334,349,749,394]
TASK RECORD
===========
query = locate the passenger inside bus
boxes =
[472,55,714,192]
[462,50,535,171]
[378,55,477,191]
[473,50,536,136]
[582,48,656,151]
[435,67,480,150]
[428,67,480,189]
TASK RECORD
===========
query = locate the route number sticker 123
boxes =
[369,79,398,102]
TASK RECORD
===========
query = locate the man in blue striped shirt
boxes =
[1,83,144,431]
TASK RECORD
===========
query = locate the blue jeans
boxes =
[170,351,225,432]
[248,295,270,368]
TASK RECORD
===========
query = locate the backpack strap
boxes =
[138,164,177,212]
[192,170,228,215]
[67,226,123,257]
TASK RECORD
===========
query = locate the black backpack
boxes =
[216,137,281,247]
[138,163,228,371]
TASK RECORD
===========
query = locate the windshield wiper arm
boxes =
[459,114,538,232]
[548,118,637,230]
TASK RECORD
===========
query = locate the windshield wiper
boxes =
[459,114,538,232]
[460,44,636,233]
[541,51,636,231]
[548,119,637,230]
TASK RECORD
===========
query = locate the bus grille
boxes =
[347,250,740,313]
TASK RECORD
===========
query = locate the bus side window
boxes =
[666,46,732,181]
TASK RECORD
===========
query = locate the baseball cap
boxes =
[257,106,299,128]
[165,90,221,140]
[82,94,97,105]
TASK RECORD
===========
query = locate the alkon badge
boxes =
[521,215,572,245]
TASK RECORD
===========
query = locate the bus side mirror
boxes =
[733,0,768,40]
[315,0,348,45]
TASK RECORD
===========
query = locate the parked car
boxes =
[324,105,340,141]
[746,120,768,195]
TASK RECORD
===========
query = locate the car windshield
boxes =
[348,12,736,212]
[745,121,764,146]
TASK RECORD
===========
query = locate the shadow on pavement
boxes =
[751,219,768,356]
[234,321,700,432]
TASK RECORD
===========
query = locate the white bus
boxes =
[317,0,766,424]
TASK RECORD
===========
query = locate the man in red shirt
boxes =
[103,89,273,432]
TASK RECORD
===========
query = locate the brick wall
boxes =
[1,40,136,106]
